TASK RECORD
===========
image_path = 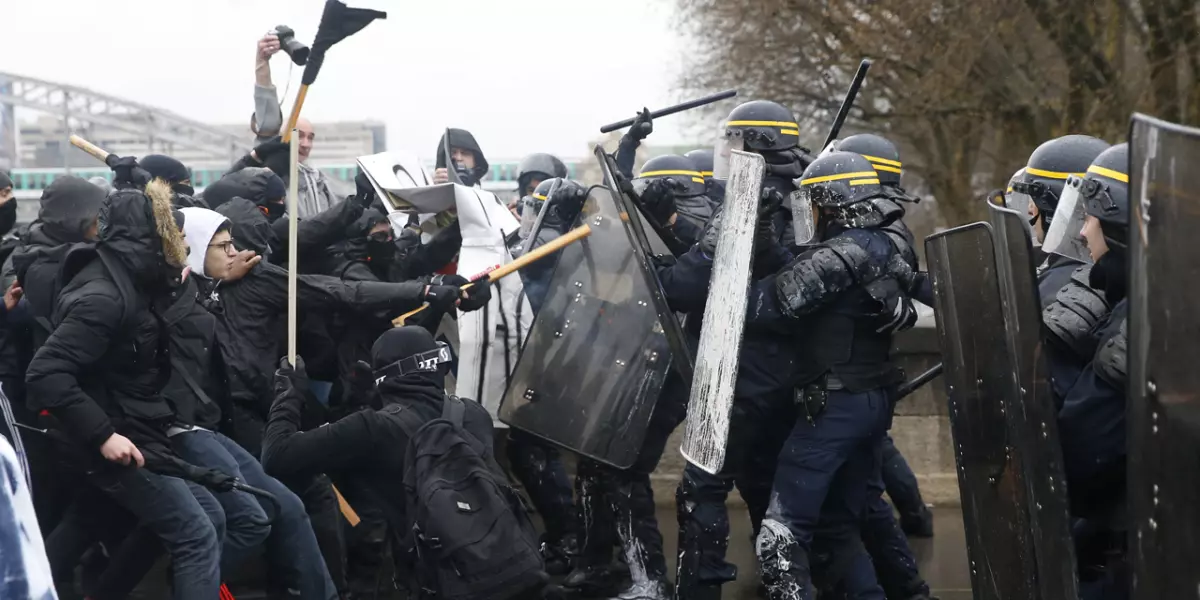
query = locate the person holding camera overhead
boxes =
[250,29,340,218]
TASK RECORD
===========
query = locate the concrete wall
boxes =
[646,324,960,507]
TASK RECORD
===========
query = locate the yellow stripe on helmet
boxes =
[780,129,800,136]
[639,169,705,179]
[849,178,881,186]
[872,164,902,175]
[726,120,800,129]
[1087,165,1129,183]
[800,171,879,186]
[861,154,902,167]
[533,194,547,200]
[1025,167,1084,180]
[700,171,714,177]
[691,177,704,183]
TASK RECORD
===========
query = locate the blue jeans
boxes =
[172,429,337,599]
[89,465,220,600]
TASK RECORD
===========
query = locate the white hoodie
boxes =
[179,207,231,278]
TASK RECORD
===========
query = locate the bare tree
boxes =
[675,0,1199,226]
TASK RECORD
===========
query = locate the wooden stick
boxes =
[69,135,112,163]
[287,131,299,365]
[334,485,361,526]
[393,223,593,327]
[281,85,310,144]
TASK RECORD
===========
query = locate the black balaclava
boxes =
[140,154,194,197]
[371,326,446,407]
[39,175,107,243]
[1089,246,1128,306]
[204,168,287,221]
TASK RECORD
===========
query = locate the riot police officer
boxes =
[1010,135,1110,307]
[517,152,569,198]
[655,99,812,600]
[1056,143,1130,599]
[632,154,716,246]
[684,148,721,198]
[744,151,921,600]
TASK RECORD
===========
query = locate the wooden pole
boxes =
[69,135,111,163]
[280,85,310,144]
[392,223,593,327]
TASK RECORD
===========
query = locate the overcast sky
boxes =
[0,0,707,161]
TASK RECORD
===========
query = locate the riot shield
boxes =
[926,222,1039,600]
[987,203,1078,599]
[595,145,693,369]
[498,184,680,469]
[1127,113,1200,600]
[680,149,765,474]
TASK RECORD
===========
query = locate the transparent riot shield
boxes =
[1127,113,1200,600]
[988,203,1079,599]
[926,222,1039,600]
[498,184,681,469]
[681,149,765,474]
[594,146,693,372]
[1041,175,1092,263]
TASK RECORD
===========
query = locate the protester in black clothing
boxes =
[261,326,496,543]
[0,170,16,238]
[140,154,204,208]
[24,180,221,600]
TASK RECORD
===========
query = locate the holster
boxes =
[796,373,842,424]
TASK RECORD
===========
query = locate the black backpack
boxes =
[397,395,545,600]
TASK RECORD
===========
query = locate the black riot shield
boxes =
[988,202,1078,599]
[926,223,1039,600]
[1127,114,1200,600]
[498,182,685,469]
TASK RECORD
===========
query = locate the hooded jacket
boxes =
[434,128,490,187]
[181,211,429,453]
[209,168,365,270]
[25,182,183,450]
[261,326,496,531]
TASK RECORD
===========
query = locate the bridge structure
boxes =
[0,71,250,172]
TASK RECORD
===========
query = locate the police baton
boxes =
[393,224,594,326]
[822,59,872,149]
[897,362,944,400]
[600,90,738,134]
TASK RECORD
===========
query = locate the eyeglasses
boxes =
[368,231,394,243]
[208,239,237,254]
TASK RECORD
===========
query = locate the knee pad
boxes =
[755,519,797,564]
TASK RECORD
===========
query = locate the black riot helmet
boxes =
[1080,143,1129,249]
[633,154,707,198]
[797,151,883,208]
[684,149,714,180]
[723,100,800,152]
[1015,135,1110,225]
[835,134,903,187]
[517,153,568,197]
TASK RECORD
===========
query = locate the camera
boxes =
[272,25,310,66]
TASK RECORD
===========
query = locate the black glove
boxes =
[189,465,238,492]
[622,108,653,145]
[459,277,492,312]
[755,188,784,254]
[637,178,681,226]
[108,156,151,190]
[354,171,377,208]
[273,355,311,400]
[252,139,291,179]
[698,204,726,257]
[425,276,465,312]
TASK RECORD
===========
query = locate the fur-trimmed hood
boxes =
[97,178,188,286]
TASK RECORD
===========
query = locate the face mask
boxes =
[173,183,196,198]
[368,240,396,265]
[453,161,476,186]
[261,202,286,222]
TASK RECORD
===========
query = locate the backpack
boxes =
[396,395,545,600]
